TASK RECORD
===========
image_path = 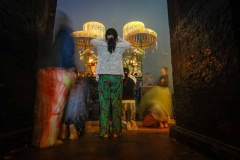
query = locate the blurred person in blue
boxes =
[59,53,90,140]
[32,10,76,148]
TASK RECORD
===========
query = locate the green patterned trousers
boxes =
[98,74,123,135]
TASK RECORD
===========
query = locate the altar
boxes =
[71,21,157,120]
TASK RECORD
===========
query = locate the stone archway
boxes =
[1,0,240,159]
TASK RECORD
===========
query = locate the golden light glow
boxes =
[123,21,158,76]
[83,21,105,38]
[123,21,157,50]
[71,31,97,38]
[71,31,95,49]
[125,28,157,49]
[71,21,105,49]
[123,21,145,39]
[89,59,93,63]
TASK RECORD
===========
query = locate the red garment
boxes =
[32,67,74,148]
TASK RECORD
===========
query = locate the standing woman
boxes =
[90,28,131,138]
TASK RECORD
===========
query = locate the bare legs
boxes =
[59,124,67,139]
[122,101,138,131]
[59,124,79,140]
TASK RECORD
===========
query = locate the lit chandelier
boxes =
[123,21,145,39]
[71,21,105,50]
[123,21,157,50]
[125,28,157,50]
[123,21,158,76]
[71,21,105,76]
[83,21,105,38]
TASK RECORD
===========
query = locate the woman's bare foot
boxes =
[159,122,164,129]
[58,123,66,140]
[54,140,63,146]
[100,134,109,138]
[113,134,120,138]
[126,121,132,131]
[103,134,109,138]
[69,124,79,140]
[130,120,138,130]
[163,122,169,128]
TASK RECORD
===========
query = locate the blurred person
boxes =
[139,66,172,129]
[90,28,131,138]
[32,10,76,148]
[122,68,138,131]
[143,72,155,86]
[58,54,90,140]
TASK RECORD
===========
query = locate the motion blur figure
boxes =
[32,10,76,148]
[139,66,173,128]
[58,53,90,140]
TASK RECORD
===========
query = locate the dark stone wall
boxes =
[167,0,240,149]
[0,0,57,156]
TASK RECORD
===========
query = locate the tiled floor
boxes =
[9,121,211,160]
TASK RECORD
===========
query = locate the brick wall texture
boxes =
[0,0,57,154]
[167,0,240,148]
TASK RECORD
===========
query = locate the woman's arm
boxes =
[117,36,131,50]
[90,37,105,47]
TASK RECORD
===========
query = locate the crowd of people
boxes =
[32,10,173,148]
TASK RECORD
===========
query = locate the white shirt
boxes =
[90,37,131,80]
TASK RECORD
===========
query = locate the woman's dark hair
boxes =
[105,28,118,53]
[123,67,130,87]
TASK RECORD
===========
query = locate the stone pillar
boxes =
[0,0,57,155]
[167,0,240,159]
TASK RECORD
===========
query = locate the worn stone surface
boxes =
[6,121,211,160]
[0,0,57,156]
[170,125,240,160]
[167,0,240,150]
[1,0,240,158]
